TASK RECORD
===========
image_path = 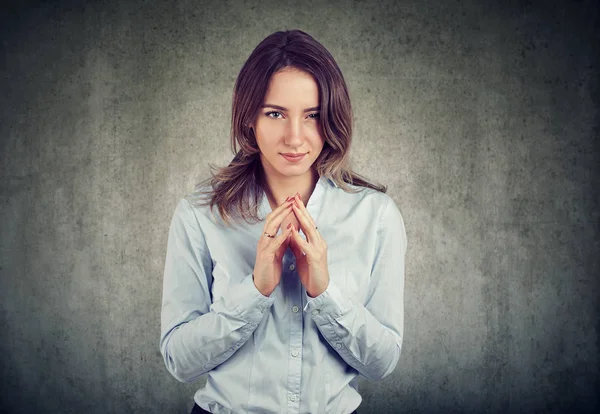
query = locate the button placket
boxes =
[286,268,303,412]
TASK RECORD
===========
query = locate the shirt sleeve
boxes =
[159,198,275,383]
[303,195,406,381]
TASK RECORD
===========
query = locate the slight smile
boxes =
[281,153,307,162]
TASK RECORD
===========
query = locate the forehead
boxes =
[263,69,319,107]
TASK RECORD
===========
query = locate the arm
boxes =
[160,198,274,383]
[303,196,406,380]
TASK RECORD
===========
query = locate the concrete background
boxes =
[1,0,598,412]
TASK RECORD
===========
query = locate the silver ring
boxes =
[264,232,275,238]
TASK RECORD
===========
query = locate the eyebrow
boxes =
[261,104,320,112]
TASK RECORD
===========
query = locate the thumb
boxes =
[276,232,291,256]
[288,232,304,259]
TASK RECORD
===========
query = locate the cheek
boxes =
[312,123,324,143]
[310,128,325,148]
[254,126,272,149]
[256,122,282,144]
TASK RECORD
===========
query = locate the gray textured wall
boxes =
[1,0,598,413]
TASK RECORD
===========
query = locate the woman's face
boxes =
[252,67,324,180]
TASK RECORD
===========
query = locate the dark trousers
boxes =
[191,404,212,414]
[191,402,357,413]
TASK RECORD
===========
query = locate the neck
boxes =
[261,166,319,208]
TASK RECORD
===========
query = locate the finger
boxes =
[292,199,319,243]
[290,224,310,256]
[269,223,294,254]
[293,194,317,228]
[261,212,294,247]
[264,199,295,237]
[289,235,304,259]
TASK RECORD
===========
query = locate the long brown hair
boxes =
[191,29,387,226]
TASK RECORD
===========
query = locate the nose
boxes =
[284,117,304,148]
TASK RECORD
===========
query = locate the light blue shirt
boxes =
[160,175,407,414]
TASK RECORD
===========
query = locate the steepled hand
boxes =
[288,193,329,298]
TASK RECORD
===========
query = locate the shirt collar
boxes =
[328,177,339,188]
[319,175,338,189]
[258,175,334,219]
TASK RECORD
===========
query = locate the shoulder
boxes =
[167,184,220,228]
[328,178,394,212]
[327,178,405,230]
[184,184,213,211]
[182,184,240,230]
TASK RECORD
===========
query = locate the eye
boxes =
[265,111,283,119]
[308,113,320,120]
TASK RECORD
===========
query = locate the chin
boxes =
[278,169,307,177]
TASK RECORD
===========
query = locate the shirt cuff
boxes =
[210,273,275,325]
[303,279,352,325]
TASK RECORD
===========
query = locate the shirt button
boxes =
[289,395,297,402]
[335,342,342,349]
[291,350,299,357]
[289,263,295,271]
[311,309,320,317]
[291,305,299,313]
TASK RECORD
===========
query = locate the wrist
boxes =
[307,282,328,298]
[253,274,274,297]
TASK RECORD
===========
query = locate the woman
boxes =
[160,29,407,414]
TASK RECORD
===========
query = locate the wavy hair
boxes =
[191,29,387,226]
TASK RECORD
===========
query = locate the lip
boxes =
[281,153,306,162]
